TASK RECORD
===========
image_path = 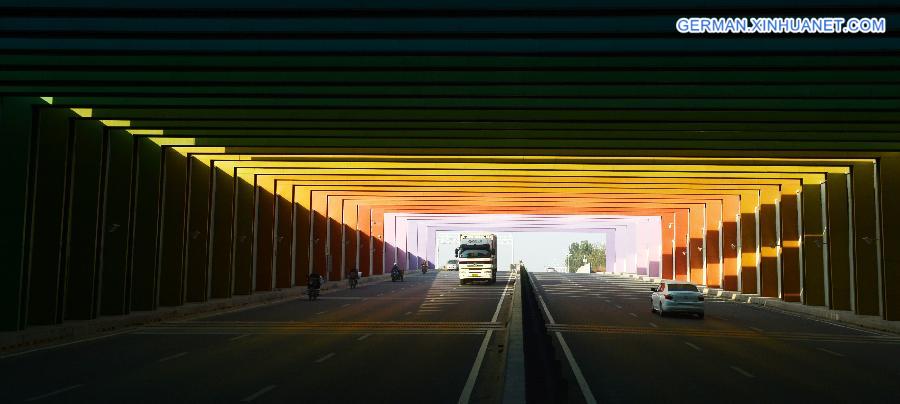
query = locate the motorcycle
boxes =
[308,286,320,301]
[421,264,428,274]
[391,269,404,282]
[349,276,359,289]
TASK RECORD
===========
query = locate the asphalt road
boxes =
[529,272,900,403]
[0,271,514,404]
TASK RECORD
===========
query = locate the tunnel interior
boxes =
[2,1,898,335]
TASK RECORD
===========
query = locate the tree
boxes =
[566,240,606,273]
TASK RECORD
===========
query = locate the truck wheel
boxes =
[459,279,465,285]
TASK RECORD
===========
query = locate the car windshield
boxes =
[668,284,699,292]
[460,250,490,258]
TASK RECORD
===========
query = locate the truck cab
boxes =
[456,233,497,285]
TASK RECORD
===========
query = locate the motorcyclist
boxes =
[348,268,360,288]
[308,272,322,299]
[421,260,428,273]
[391,262,403,281]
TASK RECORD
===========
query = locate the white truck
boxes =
[455,233,497,285]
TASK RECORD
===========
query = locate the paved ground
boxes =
[529,272,900,403]
[0,271,514,403]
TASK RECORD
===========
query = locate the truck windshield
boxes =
[460,250,490,258]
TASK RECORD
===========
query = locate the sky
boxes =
[434,231,606,272]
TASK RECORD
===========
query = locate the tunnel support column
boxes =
[879,155,900,320]
[0,97,40,330]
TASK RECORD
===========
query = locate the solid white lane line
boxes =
[1,328,133,359]
[749,326,764,333]
[648,322,658,328]
[614,304,623,309]
[684,342,702,351]
[25,384,84,401]
[341,303,351,308]
[158,352,188,362]
[315,311,327,315]
[817,347,845,357]
[314,353,336,363]
[404,311,412,315]
[556,331,598,404]
[241,385,276,402]
[730,366,755,378]
[458,273,513,404]
[628,313,638,318]
[530,273,596,404]
[357,333,372,341]
[230,334,251,341]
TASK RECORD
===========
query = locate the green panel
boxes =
[185,157,212,303]
[129,137,162,311]
[0,97,38,331]
[98,129,135,316]
[158,147,188,307]
[26,108,73,326]
[63,120,105,320]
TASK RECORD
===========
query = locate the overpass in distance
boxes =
[1,0,900,402]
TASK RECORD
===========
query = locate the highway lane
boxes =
[530,272,900,403]
[0,271,513,403]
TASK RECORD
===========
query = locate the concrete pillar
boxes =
[98,128,135,316]
[232,172,255,295]
[63,120,105,320]
[739,193,759,294]
[310,192,328,277]
[327,196,343,281]
[879,154,900,320]
[358,206,372,277]
[689,206,705,285]
[274,181,294,288]
[209,164,235,299]
[780,185,802,302]
[801,182,827,306]
[253,176,276,292]
[26,108,74,325]
[759,189,780,298]
[704,201,723,288]
[158,147,189,306]
[342,201,358,276]
[184,157,212,302]
[674,210,689,282]
[826,173,852,311]
[661,212,674,279]
[722,196,740,290]
[372,209,385,275]
[0,97,37,330]
[850,163,880,315]
[130,137,163,310]
[292,186,311,285]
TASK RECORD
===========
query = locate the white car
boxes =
[445,259,458,271]
[650,281,705,318]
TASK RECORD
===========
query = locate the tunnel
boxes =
[1,1,899,403]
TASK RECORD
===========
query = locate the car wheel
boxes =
[459,279,465,286]
[697,313,704,319]
[658,302,665,317]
